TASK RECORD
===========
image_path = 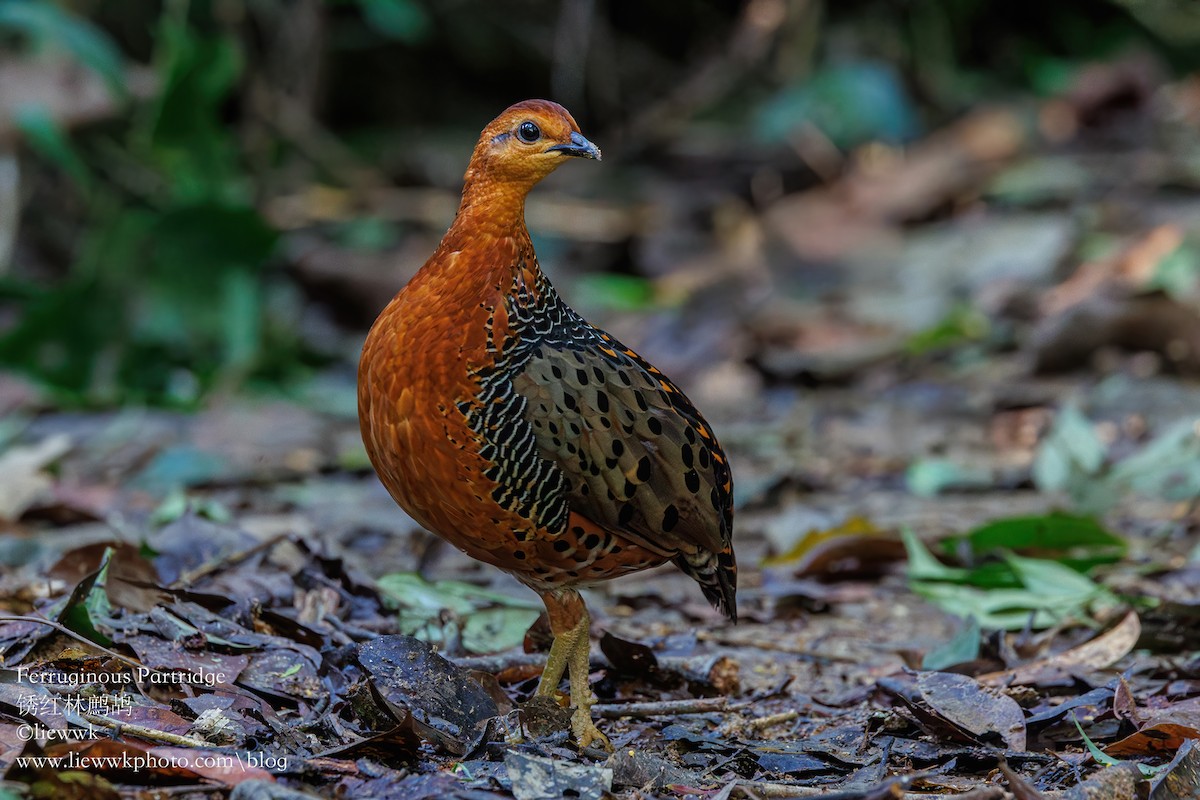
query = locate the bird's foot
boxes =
[572,707,612,752]
[519,694,572,741]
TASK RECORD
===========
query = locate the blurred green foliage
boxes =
[1,0,307,406]
[755,61,919,148]
[0,0,125,92]
[339,0,431,43]
[2,0,1196,406]
[905,305,992,357]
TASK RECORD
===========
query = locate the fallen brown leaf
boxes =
[1105,697,1200,758]
[979,611,1140,687]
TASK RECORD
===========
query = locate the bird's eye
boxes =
[516,121,541,143]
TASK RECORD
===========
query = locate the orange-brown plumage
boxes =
[358,100,735,749]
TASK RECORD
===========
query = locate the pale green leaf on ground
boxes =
[378,572,541,654]
[1003,552,1103,602]
[1108,419,1200,503]
[906,525,1112,629]
[906,457,995,497]
[1033,404,1106,495]
[462,607,543,655]
[1148,241,1200,299]
[133,445,229,494]
[922,616,982,670]
[913,583,1066,630]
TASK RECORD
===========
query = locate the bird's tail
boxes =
[673,546,737,623]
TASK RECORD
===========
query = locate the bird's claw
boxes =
[572,708,612,752]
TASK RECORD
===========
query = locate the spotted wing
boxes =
[511,323,736,617]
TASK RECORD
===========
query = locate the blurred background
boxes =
[3,0,1199,408]
[2,0,1200,570]
[4,6,1200,790]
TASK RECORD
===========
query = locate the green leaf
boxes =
[907,458,994,497]
[221,268,261,370]
[151,204,279,270]
[755,61,920,147]
[337,216,402,252]
[150,488,191,526]
[377,573,541,654]
[379,573,477,616]
[1148,242,1200,299]
[1032,405,1106,500]
[145,21,243,198]
[1108,419,1200,502]
[462,607,543,654]
[1071,712,1123,766]
[134,445,229,494]
[0,277,114,399]
[0,0,126,94]
[922,616,981,670]
[950,561,1024,589]
[50,546,115,645]
[14,107,93,191]
[337,441,372,471]
[1026,56,1077,97]
[907,523,1114,629]
[150,489,231,525]
[378,573,540,613]
[1070,712,1159,778]
[1032,440,1071,493]
[575,274,657,312]
[905,305,990,356]
[356,0,433,43]
[959,513,1122,553]
[1003,552,1101,602]
[910,582,1060,629]
[986,156,1092,206]
[948,513,1126,570]
[0,413,31,452]
[902,528,968,581]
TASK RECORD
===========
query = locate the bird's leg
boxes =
[536,589,611,751]
[564,607,610,751]
[533,619,576,698]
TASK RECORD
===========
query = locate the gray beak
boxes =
[548,131,602,161]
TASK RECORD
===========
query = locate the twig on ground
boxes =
[593,696,728,719]
[746,710,801,731]
[730,781,827,798]
[80,711,210,748]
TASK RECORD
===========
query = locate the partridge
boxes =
[358,99,736,749]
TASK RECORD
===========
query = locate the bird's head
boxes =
[463,99,601,193]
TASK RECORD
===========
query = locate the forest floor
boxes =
[2,63,1200,800]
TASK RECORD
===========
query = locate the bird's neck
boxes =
[416,179,547,299]
[455,176,536,236]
